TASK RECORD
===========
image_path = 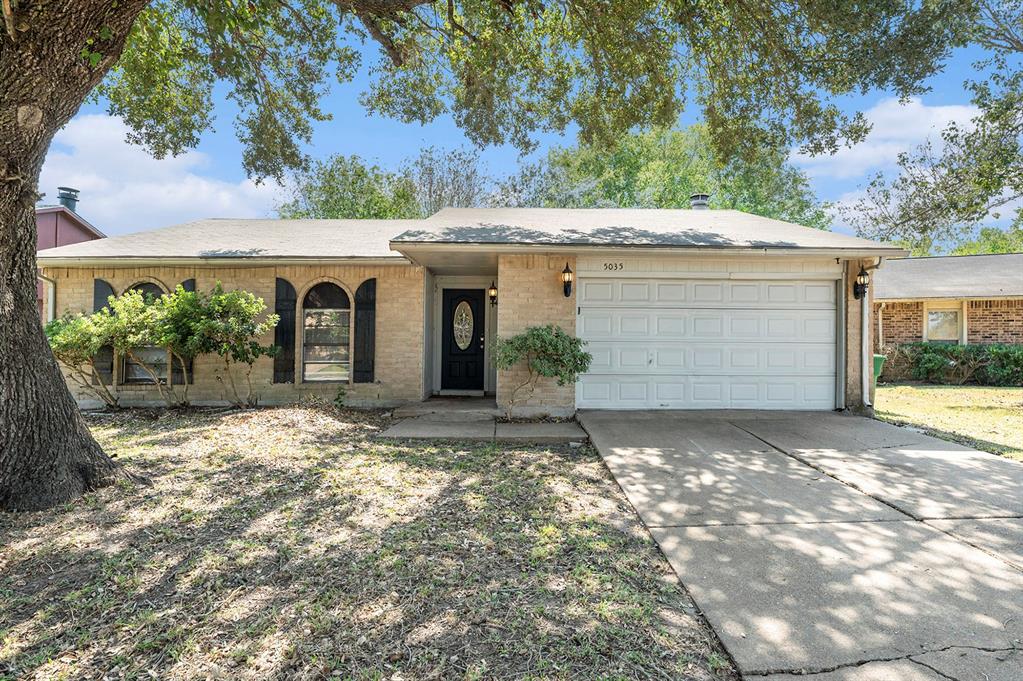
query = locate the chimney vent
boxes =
[57,186,80,213]
[689,193,710,210]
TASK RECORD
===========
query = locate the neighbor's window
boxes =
[926,309,960,345]
[302,282,351,382]
[121,282,169,384]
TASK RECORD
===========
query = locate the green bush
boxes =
[492,324,592,417]
[880,343,1023,387]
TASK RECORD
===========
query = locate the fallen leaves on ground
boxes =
[0,407,734,680]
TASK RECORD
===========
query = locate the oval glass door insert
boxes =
[453,300,473,350]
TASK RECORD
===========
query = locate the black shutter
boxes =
[273,278,297,383]
[354,278,376,383]
[92,279,115,385]
[171,279,196,384]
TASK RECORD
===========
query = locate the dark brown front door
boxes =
[441,289,485,390]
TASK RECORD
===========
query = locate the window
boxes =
[121,282,168,384]
[926,308,961,345]
[302,282,350,382]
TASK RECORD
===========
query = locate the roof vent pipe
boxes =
[689,193,710,210]
[57,186,80,213]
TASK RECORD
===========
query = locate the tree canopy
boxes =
[495,125,831,228]
[842,2,1023,253]
[87,0,975,183]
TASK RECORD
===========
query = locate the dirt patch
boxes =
[0,407,734,680]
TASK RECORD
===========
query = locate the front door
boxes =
[441,289,485,391]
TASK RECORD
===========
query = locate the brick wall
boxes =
[41,263,425,407]
[874,301,923,349]
[495,254,577,416]
[968,299,1023,343]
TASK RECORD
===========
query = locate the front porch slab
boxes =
[378,414,588,444]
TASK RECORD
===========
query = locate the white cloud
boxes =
[38,114,284,235]
[792,97,978,180]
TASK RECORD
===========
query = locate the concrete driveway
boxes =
[578,410,1023,680]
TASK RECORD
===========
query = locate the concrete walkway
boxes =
[380,400,587,443]
[578,410,1023,680]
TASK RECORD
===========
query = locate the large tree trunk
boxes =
[0,1,148,511]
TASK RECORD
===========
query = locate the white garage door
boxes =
[576,277,838,410]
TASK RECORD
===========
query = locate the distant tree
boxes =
[493,125,830,229]
[950,225,1023,255]
[843,3,1023,253]
[404,147,490,216]
[277,155,420,219]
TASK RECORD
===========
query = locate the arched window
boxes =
[302,282,351,382]
[122,281,168,384]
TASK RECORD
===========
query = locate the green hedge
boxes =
[879,343,1023,386]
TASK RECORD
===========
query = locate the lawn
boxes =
[0,407,734,680]
[875,384,1023,460]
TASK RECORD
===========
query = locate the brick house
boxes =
[37,205,904,415]
[36,187,105,316]
[873,253,1023,349]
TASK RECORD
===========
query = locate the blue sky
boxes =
[40,40,993,236]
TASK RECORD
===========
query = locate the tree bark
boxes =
[0,1,148,510]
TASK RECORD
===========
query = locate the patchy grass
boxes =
[876,384,1023,460]
[0,407,734,680]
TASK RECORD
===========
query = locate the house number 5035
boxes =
[603,262,624,271]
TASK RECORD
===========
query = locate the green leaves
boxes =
[495,124,831,229]
[91,1,974,182]
[493,325,592,387]
[277,154,421,219]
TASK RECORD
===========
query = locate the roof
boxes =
[37,208,907,265]
[36,218,412,263]
[391,207,905,255]
[874,253,1023,300]
[35,205,107,239]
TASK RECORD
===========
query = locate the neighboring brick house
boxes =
[36,187,105,316]
[873,253,1023,349]
[37,205,904,415]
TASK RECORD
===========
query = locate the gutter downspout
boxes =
[38,273,56,323]
[860,259,882,409]
[877,302,886,349]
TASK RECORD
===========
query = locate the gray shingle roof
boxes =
[392,207,904,253]
[36,218,412,261]
[874,253,1023,300]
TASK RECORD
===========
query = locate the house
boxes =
[873,253,1023,349]
[36,187,105,316]
[36,201,904,414]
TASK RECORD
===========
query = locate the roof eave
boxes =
[37,255,412,267]
[389,241,909,259]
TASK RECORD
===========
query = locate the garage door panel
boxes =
[577,278,836,308]
[582,341,835,375]
[577,275,837,410]
[577,375,836,410]
[580,309,835,343]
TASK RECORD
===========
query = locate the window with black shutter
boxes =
[273,278,297,383]
[92,279,115,385]
[354,278,376,383]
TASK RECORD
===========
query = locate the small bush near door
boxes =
[879,343,1023,386]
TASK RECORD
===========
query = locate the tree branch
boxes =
[1,0,15,42]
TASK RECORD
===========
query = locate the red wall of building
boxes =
[37,208,103,315]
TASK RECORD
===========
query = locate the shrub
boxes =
[492,324,592,417]
[45,313,119,409]
[879,342,1023,387]
[196,284,279,407]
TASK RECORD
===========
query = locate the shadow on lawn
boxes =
[0,408,732,680]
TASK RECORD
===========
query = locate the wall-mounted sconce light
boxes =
[853,267,870,300]
[562,263,574,298]
[488,281,498,306]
